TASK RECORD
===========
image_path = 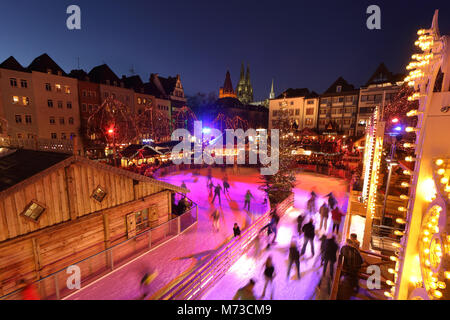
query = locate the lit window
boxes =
[65,86,71,94]
[12,96,19,104]
[10,78,17,87]
[137,97,142,104]
[21,201,45,222]
[92,186,107,202]
[305,118,313,125]
[55,84,62,92]
[22,97,30,105]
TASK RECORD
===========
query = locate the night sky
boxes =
[1,0,450,100]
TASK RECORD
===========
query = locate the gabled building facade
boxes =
[317,77,359,136]
[356,63,404,136]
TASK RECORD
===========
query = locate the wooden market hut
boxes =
[0,148,189,297]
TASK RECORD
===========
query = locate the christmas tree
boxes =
[259,95,296,206]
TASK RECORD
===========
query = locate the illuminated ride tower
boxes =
[390,10,450,300]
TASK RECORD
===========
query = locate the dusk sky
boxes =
[1,1,450,100]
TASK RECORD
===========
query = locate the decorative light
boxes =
[388,268,396,274]
[392,242,402,248]
[398,206,407,212]
[401,182,410,188]
[394,230,405,236]
[403,170,412,175]
[384,291,393,298]
[405,156,415,162]
[445,271,450,280]
[405,127,418,133]
[390,256,399,262]
[440,177,449,184]
[396,218,406,224]
[437,168,445,175]
[432,290,443,299]
[400,194,409,200]
[435,159,444,166]
[386,280,395,286]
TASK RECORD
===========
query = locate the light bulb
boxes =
[436,159,444,166]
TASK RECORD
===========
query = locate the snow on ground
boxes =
[66,167,267,300]
[203,172,349,300]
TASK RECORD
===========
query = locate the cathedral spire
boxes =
[246,64,251,83]
[269,78,275,99]
[240,63,245,81]
[219,70,237,98]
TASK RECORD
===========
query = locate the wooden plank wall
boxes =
[0,161,175,297]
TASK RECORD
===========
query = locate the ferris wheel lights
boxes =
[423,248,430,254]
[425,259,431,266]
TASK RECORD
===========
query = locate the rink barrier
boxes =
[158,193,295,300]
[0,201,198,301]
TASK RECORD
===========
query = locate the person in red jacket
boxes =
[331,206,345,234]
[20,280,40,300]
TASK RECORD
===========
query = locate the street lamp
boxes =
[108,127,117,167]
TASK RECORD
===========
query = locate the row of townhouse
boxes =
[0,53,187,143]
[269,63,405,137]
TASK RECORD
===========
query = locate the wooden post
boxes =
[64,166,78,221]
[31,238,41,280]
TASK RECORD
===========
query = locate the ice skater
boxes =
[223,174,230,196]
[322,234,339,278]
[326,192,338,210]
[233,279,256,300]
[306,192,317,218]
[206,167,213,186]
[287,240,301,280]
[319,202,329,231]
[297,214,305,236]
[211,208,221,232]
[261,256,276,299]
[139,269,158,300]
[211,183,222,205]
[243,190,254,211]
[207,180,214,197]
[301,218,316,257]
[331,206,345,235]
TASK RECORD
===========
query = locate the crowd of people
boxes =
[232,190,365,301]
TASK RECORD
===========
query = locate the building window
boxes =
[320,109,327,114]
[306,108,314,115]
[12,96,19,104]
[289,109,294,116]
[48,99,53,107]
[136,208,150,232]
[25,115,32,124]
[45,83,51,91]
[17,133,23,139]
[82,103,87,112]
[61,132,66,140]
[88,105,93,112]
[70,133,75,139]
[272,110,278,117]
[69,117,74,125]
[307,100,314,105]
[92,186,107,202]
[305,118,313,125]
[27,133,34,139]
[55,84,62,92]
[15,115,22,123]
[137,97,142,105]
[336,85,342,93]
[290,101,294,105]
[21,201,45,222]
[67,102,72,109]
[65,86,71,94]
[22,97,30,105]
[51,133,57,139]
[10,78,18,87]
[58,101,63,108]
[20,79,27,88]
[295,109,300,116]
[49,117,55,125]
[82,90,87,97]
[59,117,65,125]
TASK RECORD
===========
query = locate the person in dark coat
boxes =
[301,219,315,257]
[340,238,364,294]
[261,256,276,299]
[326,192,338,210]
[233,223,241,237]
[212,184,222,204]
[297,214,305,236]
[287,241,301,280]
[319,234,327,266]
[233,279,256,300]
[322,235,339,278]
